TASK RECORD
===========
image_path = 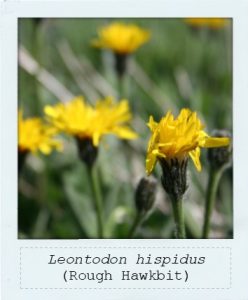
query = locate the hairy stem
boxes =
[170,195,186,239]
[87,165,104,238]
[202,168,223,238]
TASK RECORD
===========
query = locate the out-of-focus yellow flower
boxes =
[92,22,150,54]
[44,96,138,146]
[146,108,230,175]
[185,18,229,30]
[18,110,62,154]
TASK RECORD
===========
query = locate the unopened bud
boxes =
[207,129,232,170]
[135,177,157,213]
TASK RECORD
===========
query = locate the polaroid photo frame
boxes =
[1,0,248,299]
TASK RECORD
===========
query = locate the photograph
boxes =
[18,18,232,239]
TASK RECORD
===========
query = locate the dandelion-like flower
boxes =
[146,108,230,175]
[18,110,62,155]
[146,108,230,239]
[92,22,150,78]
[44,96,138,146]
[185,18,229,30]
[44,96,138,237]
[92,22,150,55]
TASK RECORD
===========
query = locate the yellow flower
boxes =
[185,18,229,30]
[146,108,230,175]
[92,22,150,54]
[44,96,138,146]
[18,110,62,155]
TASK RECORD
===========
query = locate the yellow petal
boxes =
[204,137,230,148]
[112,126,138,140]
[44,106,59,118]
[152,149,166,159]
[147,116,158,132]
[92,133,100,147]
[189,147,202,171]
[146,153,157,175]
[39,144,52,155]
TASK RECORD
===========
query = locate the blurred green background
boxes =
[18,18,232,239]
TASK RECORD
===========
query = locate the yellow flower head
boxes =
[92,22,150,54]
[185,18,229,30]
[146,108,230,175]
[44,96,138,146]
[18,110,62,155]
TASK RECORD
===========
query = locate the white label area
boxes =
[20,247,231,289]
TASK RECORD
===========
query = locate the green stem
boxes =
[117,76,125,99]
[87,166,104,238]
[170,196,186,239]
[202,168,223,238]
[128,212,144,238]
[117,72,131,100]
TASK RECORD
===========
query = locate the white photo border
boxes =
[1,0,248,299]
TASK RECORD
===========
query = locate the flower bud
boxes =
[76,137,98,168]
[207,129,232,170]
[135,177,157,214]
